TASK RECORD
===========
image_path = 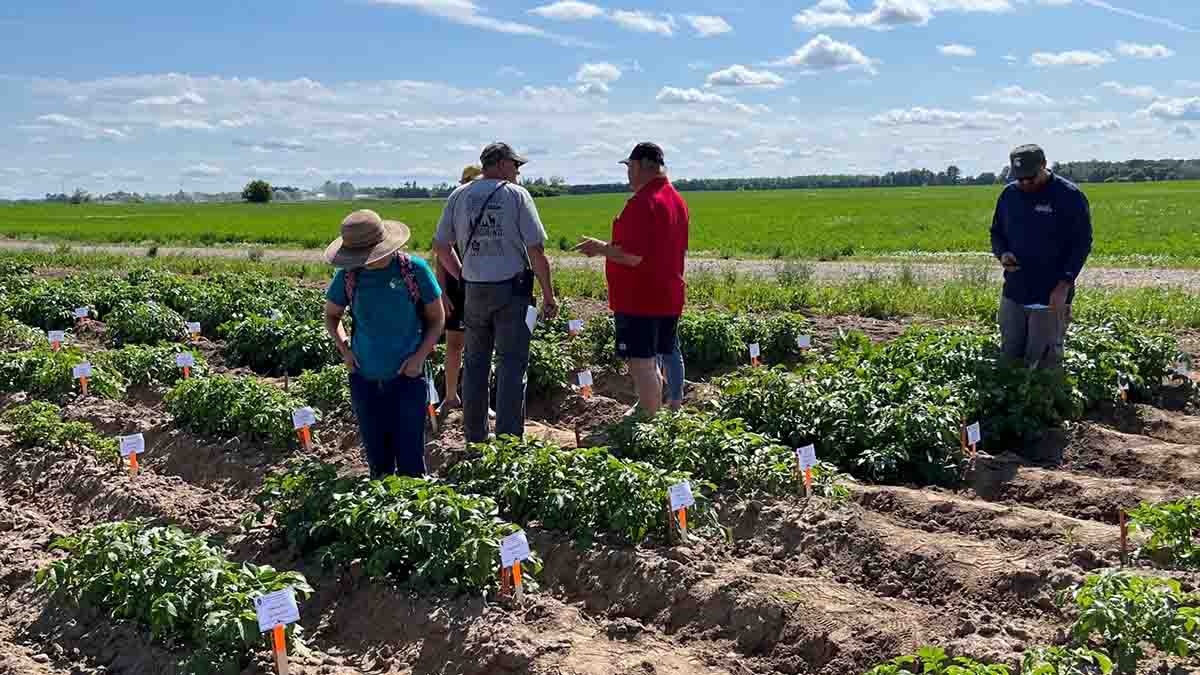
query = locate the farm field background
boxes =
[2,180,1199,262]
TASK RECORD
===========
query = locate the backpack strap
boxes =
[342,252,423,338]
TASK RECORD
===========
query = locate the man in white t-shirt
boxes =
[433,142,559,443]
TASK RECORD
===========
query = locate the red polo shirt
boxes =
[607,177,689,316]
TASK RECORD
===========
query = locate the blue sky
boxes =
[1,0,1198,197]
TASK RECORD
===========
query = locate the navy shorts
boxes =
[614,314,679,359]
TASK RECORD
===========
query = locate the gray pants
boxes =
[998,296,1072,368]
[463,282,531,443]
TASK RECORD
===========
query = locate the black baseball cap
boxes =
[619,142,665,166]
[1009,144,1046,179]
[480,142,527,166]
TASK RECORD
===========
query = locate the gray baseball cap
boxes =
[1009,144,1046,179]
[480,142,527,166]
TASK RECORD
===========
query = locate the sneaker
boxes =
[489,408,497,420]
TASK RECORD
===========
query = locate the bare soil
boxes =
[2,314,1199,675]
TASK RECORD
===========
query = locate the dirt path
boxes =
[3,239,1200,291]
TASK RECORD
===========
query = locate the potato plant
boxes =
[1,276,97,331]
[165,375,302,449]
[735,311,811,364]
[37,521,311,673]
[864,647,1011,675]
[1,401,119,462]
[1128,497,1200,569]
[0,316,45,352]
[255,460,527,592]
[1064,571,1200,674]
[105,301,189,346]
[97,344,208,389]
[1021,647,1114,675]
[0,347,126,401]
[297,364,351,411]
[677,310,744,371]
[449,437,714,544]
[219,316,337,376]
[527,334,572,399]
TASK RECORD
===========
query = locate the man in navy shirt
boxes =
[990,144,1093,368]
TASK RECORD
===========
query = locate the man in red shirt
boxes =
[576,142,689,418]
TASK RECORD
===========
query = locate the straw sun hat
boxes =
[323,209,411,269]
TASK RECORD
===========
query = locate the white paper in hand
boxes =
[749,343,761,359]
[73,362,92,379]
[965,422,982,446]
[525,306,538,333]
[48,330,65,344]
[254,588,300,633]
[578,370,594,387]
[292,407,316,430]
[568,319,584,334]
[796,444,817,470]
[797,335,812,349]
[427,378,439,406]
[186,322,202,334]
[500,531,531,568]
[175,352,195,368]
[119,433,145,457]
[74,307,89,319]
[668,481,695,511]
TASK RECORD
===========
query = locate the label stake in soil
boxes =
[74,306,89,324]
[500,531,532,603]
[797,335,812,351]
[749,343,761,368]
[668,481,695,544]
[186,322,201,342]
[568,319,584,338]
[796,444,817,497]
[292,407,316,450]
[426,378,439,434]
[73,362,92,397]
[119,433,144,478]
[253,587,300,675]
[175,352,195,379]
[48,330,64,352]
[961,420,982,458]
[1119,509,1128,567]
[1117,373,1130,403]
[577,369,594,400]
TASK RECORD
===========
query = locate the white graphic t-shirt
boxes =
[434,179,548,283]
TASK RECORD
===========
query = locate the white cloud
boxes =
[1171,124,1196,139]
[1141,97,1200,121]
[159,119,215,130]
[871,107,1014,130]
[1030,50,1114,67]
[1100,81,1159,100]
[685,15,732,37]
[37,113,89,129]
[1116,41,1173,59]
[181,163,224,178]
[609,10,675,36]
[1050,119,1120,133]
[234,138,310,152]
[1002,54,1018,63]
[793,0,1012,32]
[938,43,976,57]
[770,34,877,75]
[133,92,206,106]
[497,66,526,78]
[35,113,129,140]
[655,87,733,105]
[367,0,575,44]
[574,62,622,85]
[1178,80,1200,90]
[527,0,604,20]
[705,65,785,89]
[698,147,722,156]
[1075,0,1197,34]
[972,85,1054,106]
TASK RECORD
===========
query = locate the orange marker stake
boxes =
[272,624,290,675]
[79,376,89,397]
[129,452,139,477]
[512,560,524,602]
[428,404,439,433]
[296,426,311,450]
[183,366,191,379]
[1119,510,1128,568]
[804,467,813,490]
[51,341,61,351]
[580,384,593,399]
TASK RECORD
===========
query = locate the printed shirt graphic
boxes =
[434,179,548,283]
[326,256,442,381]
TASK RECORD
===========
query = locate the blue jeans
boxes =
[463,281,531,443]
[658,338,685,403]
[349,372,428,479]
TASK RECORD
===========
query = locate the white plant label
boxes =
[72,362,93,379]
[797,335,812,349]
[500,531,531,568]
[48,330,65,344]
[270,309,283,320]
[291,407,317,430]
[175,352,195,368]
[965,422,982,446]
[525,306,538,334]
[578,370,594,387]
[74,307,89,319]
[186,322,201,334]
[254,588,301,633]
[796,444,817,470]
[668,481,695,511]
[568,319,584,334]
[427,378,439,406]
[749,343,761,359]
[119,433,145,457]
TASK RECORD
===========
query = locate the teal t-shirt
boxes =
[326,255,442,382]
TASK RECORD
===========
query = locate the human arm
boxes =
[432,240,462,282]
[1051,192,1094,308]
[514,188,558,319]
[399,299,445,377]
[527,244,558,319]
[433,192,463,280]
[573,237,643,266]
[433,251,456,314]
[324,301,359,371]
[990,195,1019,271]
[574,198,648,266]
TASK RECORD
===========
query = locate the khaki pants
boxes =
[998,296,1072,369]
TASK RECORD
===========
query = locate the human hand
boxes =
[338,341,360,372]
[542,298,560,321]
[1000,252,1020,272]
[573,237,607,258]
[1049,281,1072,308]
[442,294,455,315]
[398,353,424,378]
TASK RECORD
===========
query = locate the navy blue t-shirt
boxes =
[990,173,1093,306]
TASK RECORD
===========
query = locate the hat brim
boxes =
[1010,167,1040,180]
[323,220,411,269]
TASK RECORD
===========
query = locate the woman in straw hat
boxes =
[323,209,445,478]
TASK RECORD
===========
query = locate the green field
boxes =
[2,181,1199,260]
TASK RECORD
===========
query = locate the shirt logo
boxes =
[389,278,402,290]
[1035,204,1053,215]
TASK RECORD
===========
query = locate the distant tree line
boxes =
[1050,159,1200,184]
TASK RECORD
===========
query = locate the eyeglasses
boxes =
[1016,176,1038,184]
